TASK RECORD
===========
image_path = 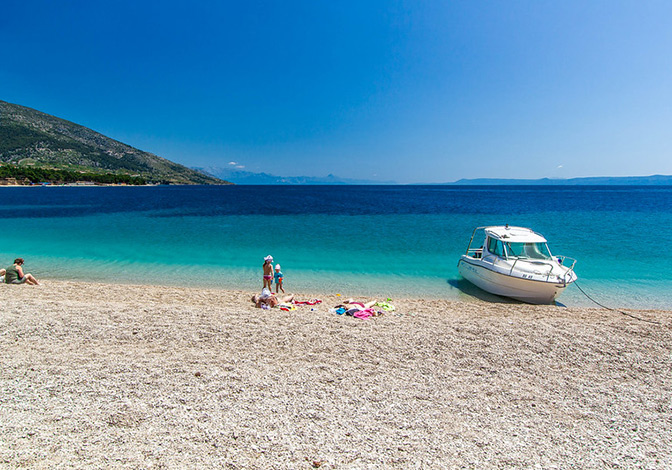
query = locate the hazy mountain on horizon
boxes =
[447,175,672,185]
[194,166,397,185]
[197,166,672,186]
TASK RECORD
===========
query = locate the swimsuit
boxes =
[263,275,273,280]
[274,272,283,283]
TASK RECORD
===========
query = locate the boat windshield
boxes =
[505,242,552,260]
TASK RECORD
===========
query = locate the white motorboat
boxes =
[457,225,577,304]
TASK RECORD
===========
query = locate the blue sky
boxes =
[2,1,672,183]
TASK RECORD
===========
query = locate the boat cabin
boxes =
[467,225,554,261]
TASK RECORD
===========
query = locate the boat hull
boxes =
[458,257,569,304]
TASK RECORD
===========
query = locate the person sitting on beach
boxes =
[4,258,39,285]
[262,255,274,289]
[252,288,294,309]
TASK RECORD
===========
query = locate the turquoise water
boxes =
[1,185,670,309]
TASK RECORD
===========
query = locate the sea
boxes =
[1,185,670,310]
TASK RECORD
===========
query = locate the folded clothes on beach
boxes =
[293,299,322,305]
[331,299,388,319]
[374,301,395,312]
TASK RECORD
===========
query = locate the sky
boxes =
[2,1,672,183]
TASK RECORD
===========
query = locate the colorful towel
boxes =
[353,308,375,319]
[293,299,322,305]
[374,301,395,312]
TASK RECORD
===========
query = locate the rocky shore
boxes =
[1,281,670,468]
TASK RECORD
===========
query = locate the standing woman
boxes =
[4,258,39,285]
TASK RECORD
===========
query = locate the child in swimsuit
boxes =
[262,255,274,289]
[274,264,285,293]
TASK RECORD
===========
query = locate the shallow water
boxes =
[1,185,670,309]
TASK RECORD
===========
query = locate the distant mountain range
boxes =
[197,166,672,186]
[447,175,672,185]
[0,100,228,185]
[194,166,396,185]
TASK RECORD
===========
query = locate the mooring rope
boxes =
[573,281,660,325]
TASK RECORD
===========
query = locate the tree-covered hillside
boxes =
[0,100,230,185]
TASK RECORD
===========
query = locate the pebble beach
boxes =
[1,280,671,469]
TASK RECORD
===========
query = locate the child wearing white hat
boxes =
[274,264,285,293]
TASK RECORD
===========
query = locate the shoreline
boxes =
[11,278,671,317]
[2,280,670,467]
[28,276,672,312]
[22,279,672,316]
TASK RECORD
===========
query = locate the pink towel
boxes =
[353,308,374,319]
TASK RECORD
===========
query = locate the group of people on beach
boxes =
[254,255,293,308]
[0,258,39,285]
[262,255,284,293]
[254,254,393,317]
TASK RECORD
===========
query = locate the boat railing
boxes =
[556,255,577,270]
[508,256,577,284]
[464,226,488,255]
[555,255,577,284]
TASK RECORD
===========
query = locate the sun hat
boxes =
[264,255,273,261]
[275,264,281,270]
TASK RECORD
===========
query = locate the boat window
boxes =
[505,242,552,260]
[487,237,506,257]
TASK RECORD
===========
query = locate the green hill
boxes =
[0,100,229,185]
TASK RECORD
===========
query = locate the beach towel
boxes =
[374,301,396,312]
[353,308,375,319]
[293,299,322,305]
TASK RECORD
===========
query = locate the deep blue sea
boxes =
[1,185,670,309]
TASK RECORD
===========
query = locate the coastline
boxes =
[2,280,670,468]
[0,183,163,187]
